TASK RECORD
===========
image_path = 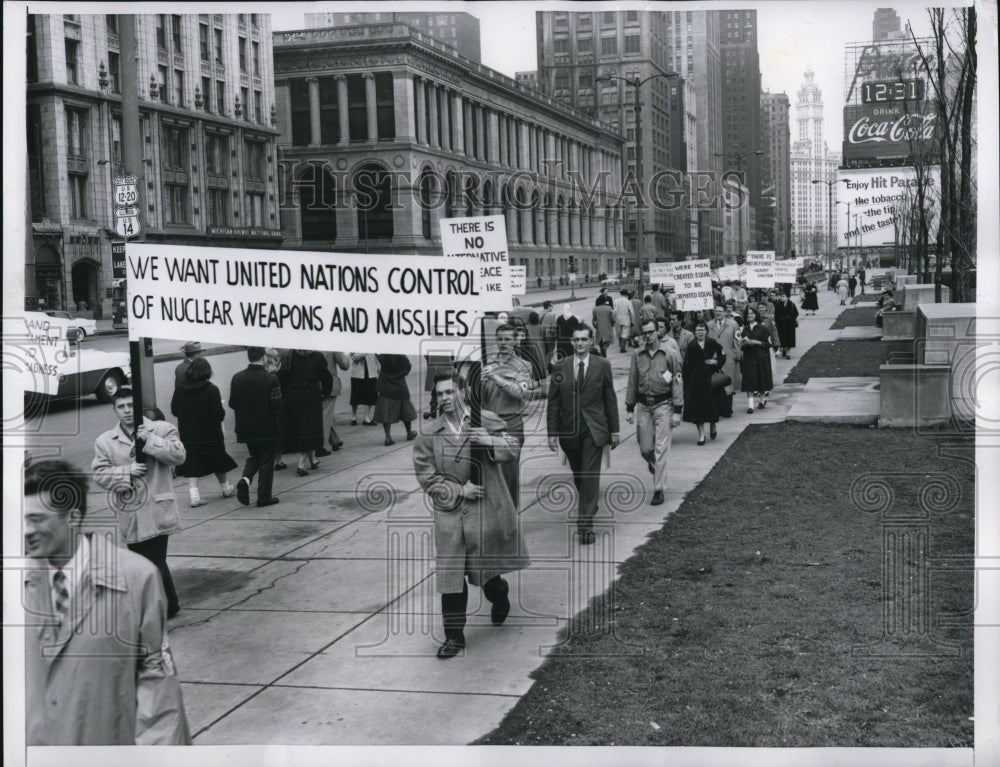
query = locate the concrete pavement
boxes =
[84,280,859,744]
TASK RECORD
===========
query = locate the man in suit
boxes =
[229,346,283,507]
[546,324,620,544]
[24,459,190,745]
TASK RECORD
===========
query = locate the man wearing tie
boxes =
[546,325,620,544]
[23,459,190,745]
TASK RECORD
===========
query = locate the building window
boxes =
[290,79,311,146]
[252,41,261,76]
[241,86,249,119]
[579,14,592,28]
[107,51,121,93]
[174,70,184,107]
[199,24,210,60]
[68,174,87,219]
[244,139,265,180]
[214,28,223,66]
[250,14,259,29]
[205,132,228,176]
[626,10,639,23]
[300,168,338,241]
[577,37,592,55]
[201,76,212,113]
[238,37,247,72]
[110,114,124,176]
[245,192,265,226]
[319,77,339,144]
[106,16,118,34]
[164,183,189,224]
[158,66,169,104]
[347,75,366,142]
[207,187,229,226]
[602,11,616,25]
[216,80,225,116]
[554,38,568,55]
[172,15,182,52]
[65,39,79,84]
[375,73,395,141]
[601,36,617,56]
[355,164,393,240]
[254,90,263,125]
[66,108,87,160]
[155,15,167,49]
[624,34,640,54]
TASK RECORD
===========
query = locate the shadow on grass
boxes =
[475,424,973,747]
[784,339,883,384]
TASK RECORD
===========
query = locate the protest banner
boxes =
[671,259,714,312]
[510,265,526,295]
[718,264,739,282]
[125,239,511,355]
[773,260,799,284]
[737,264,749,282]
[649,262,673,288]
[745,250,776,288]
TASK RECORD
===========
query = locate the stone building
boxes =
[273,22,627,283]
[25,12,281,317]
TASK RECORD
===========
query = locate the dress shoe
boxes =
[651,490,665,506]
[256,497,280,507]
[315,447,332,457]
[296,468,309,477]
[491,595,511,626]
[757,401,765,409]
[436,636,465,659]
[236,477,250,506]
[710,425,717,440]
[167,606,181,620]
[274,462,287,470]
[406,430,418,441]
[697,436,706,446]
[384,438,395,446]
[309,460,321,469]
[364,420,377,426]
[351,418,358,426]
[578,530,596,545]
[747,408,755,414]
[329,440,344,451]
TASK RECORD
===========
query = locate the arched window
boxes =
[354,163,393,241]
[300,166,337,242]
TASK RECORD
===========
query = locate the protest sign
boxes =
[745,250,776,288]
[737,264,748,282]
[510,265,526,295]
[718,264,739,282]
[773,260,799,284]
[649,262,673,287]
[125,241,510,355]
[671,259,714,311]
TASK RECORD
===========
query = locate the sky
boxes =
[268,0,943,153]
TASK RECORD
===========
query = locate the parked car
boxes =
[602,276,621,286]
[44,310,97,339]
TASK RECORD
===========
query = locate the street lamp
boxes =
[837,200,851,269]
[715,149,763,265]
[811,178,842,271]
[597,71,679,297]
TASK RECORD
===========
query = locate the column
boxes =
[393,71,416,142]
[452,93,464,155]
[439,88,450,151]
[414,78,426,144]
[336,75,349,146]
[364,73,378,142]
[486,109,499,165]
[428,82,440,148]
[518,121,529,169]
[463,100,473,157]
[307,76,321,147]
[498,115,508,167]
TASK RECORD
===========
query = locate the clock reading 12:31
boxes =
[861,79,925,103]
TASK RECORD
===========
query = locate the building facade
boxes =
[273,23,627,283]
[790,68,839,259]
[719,9,763,250]
[872,8,903,41]
[304,11,482,63]
[25,12,280,317]
[760,91,791,256]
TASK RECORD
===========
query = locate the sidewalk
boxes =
[93,283,848,744]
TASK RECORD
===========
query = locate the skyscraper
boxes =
[872,8,903,41]
[761,91,791,256]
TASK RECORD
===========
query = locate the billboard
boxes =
[842,103,938,163]
[837,167,940,249]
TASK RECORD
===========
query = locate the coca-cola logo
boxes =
[847,113,936,144]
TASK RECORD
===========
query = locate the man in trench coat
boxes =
[413,369,531,659]
[24,459,190,745]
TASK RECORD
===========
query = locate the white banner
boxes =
[510,265,526,295]
[672,259,714,311]
[125,243,510,354]
[649,262,673,287]
[838,167,940,248]
[718,264,739,282]
[773,260,799,284]
[745,251,775,288]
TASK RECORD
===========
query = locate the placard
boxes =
[671,259,714,312]
[510,265,526,295]
[718,264,739,282]
[745,251,776,289]
[125,243,510,355]
[773,260,799,284]
[649,262,673,287]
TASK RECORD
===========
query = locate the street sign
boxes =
[115,206,139,218]
[568,273,577,283]
[111,242,127,279]
[113,175,139,207]
[115,215,141,239]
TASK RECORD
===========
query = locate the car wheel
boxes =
[76,327,87,339]
[95,371,122,403]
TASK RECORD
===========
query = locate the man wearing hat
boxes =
[175,341,204,387]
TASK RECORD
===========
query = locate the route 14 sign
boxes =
[115,215,140,239]
[113,175,141,239]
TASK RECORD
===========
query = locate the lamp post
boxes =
[597,71,679,298]
[715,149,763,265]
[811,178,838,271]
[837,200,851,268]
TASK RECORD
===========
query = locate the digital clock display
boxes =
[861,79,925,103]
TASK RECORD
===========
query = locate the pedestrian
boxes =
[422,354,454,419]
[262,348,287,470]
[321,351,352,453]
[740,306,774,412]
[649,285,668,317]
[92,388,185,619]
[350,352,379,425]
[540,300,558,360]
[682,321,726,444]
[483,324,533,508]
[708,304,741,418]
[858,266,867,294]
[629,290,643,347]
[173,341,204,387]
[613,289,634,352]
[279,349,333,476]
[668,311,695,359]
[625,318,684,506]
[773,292,800,359]
[837,275,850,305]
[848,273,858,298]
[513,322,546,385]
[374,354,417,446]
[229,346,283,508]
[595,286,614,308]
[801,280,819,315]
[170,356,237,507]
[24,459,191,745]
[524,311,549,385]
[413,370,530,659]
[639,294,659,327]
[554,304,580,364]
[592,299,615,357]
[546,324,620,544]
[733,282,749,315]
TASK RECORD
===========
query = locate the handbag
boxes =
[711,371,732,390]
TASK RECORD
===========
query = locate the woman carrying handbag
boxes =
[682,321,727,445]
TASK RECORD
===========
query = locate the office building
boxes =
[872,8,904,41]
[790,68,838,258]
[760,90,791,256]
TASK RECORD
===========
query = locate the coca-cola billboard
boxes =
[842,103,938,163]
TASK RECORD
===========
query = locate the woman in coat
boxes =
[837,276,850,305]
[740,306,773,412]
[279,349,333,476]
[170,357,237,506]
[801,281,819,315]
[375,354,417,445]
[708,306,741,418]
[772,292,800,359]
[350,352,379,425]
[682,321,726,444]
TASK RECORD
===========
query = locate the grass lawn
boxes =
[852,293,881,304]
[476,423,974,747]
[831,304,880,328]
[783,339,882,383]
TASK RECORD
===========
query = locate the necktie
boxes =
[52,568,69,626]
[577,361,585,396]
